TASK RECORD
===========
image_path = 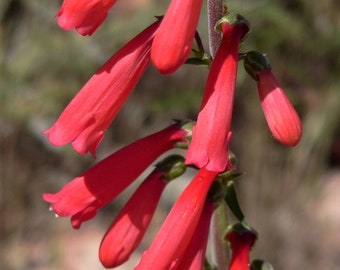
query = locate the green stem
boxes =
[209,201,230,269]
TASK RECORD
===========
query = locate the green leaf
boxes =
[225,181,248,225]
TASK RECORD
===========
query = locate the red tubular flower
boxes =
[176,199,214,270]
[135,168,218,270]
[186,14,250,172]
[257,70,302,146]
[43,21,160,156]
[225,224,257,270]
[43,123,188,229]
[151,0,203,74]
[243,51,302,146]
[57,0,117,35]
[99,155,186,268]
[99,170,167,268]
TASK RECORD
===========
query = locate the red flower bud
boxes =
[243,51,302,146]
[151,0,203,74]
[257,69,302,146]
[99,169,167,268]
[99,155,186,268]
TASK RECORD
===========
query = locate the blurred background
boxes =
[0,0,339,269]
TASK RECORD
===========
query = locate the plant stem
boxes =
[207,0,225,58]
[209,201,230,269]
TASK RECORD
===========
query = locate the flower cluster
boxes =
[44,0,302,269]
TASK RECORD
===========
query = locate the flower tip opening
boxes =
[225,223,257,249]
[215,13,251,41]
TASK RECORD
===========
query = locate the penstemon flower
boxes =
[176,196,215,269]
[186,14,250,172]
[244,51,302,146]
[44,20,160,156]
[225,223,257,270]
[151,0,203,74]
[57,0,117,35]
[99,155,186,268]
[43,122,190,229]
[42,1,305,268]
[135,168,218,270]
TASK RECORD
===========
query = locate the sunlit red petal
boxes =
[176,200,214,270]
[186,20,248,172]
[44,21,160,156]
[258,70,302,146]
[151,0,203,74]
[135,169,218,270]
[43,123,187,229]
[99,170,167,268]
[58,0,117,35]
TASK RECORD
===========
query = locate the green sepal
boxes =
[228,150,238,168]
[185,57,211,66]
[251,259,275,270]
[155,154,186,182]
[185,48,211,66]
[243,51,271,81]
[216,171,243,183]
[225,222,257,243]
[224,181,248,226]
[207,180,226,206]
[215,13,251,41]
[154,15,164,21]
[173,119,195,149]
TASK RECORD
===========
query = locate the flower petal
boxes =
[135,169,218,269]
[99,170,167,268]
[151,0,203,74]
[186,19,249,172]
[43,123,187,229]
[44,21,160,156]
[58,0,117,35]
[258,70,302,146]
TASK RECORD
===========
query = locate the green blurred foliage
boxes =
[0,0,339,269]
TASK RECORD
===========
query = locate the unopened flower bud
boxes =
[244,51,302,146]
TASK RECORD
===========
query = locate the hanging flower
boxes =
[135,168,218,270]
[175,199,214,270]
[151,0,203,74]
[44,20,160,156]
[244,51,302,146]
[99,155,186,268]
[43,122,190,229]
[225,223,257,270]
[176,180,225,270]
[57,0,117,35]
[186,14,250,172]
